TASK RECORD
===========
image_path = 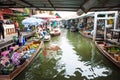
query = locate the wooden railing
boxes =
[3,24,16,35]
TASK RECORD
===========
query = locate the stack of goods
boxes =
[105,46,120,61]
[9,45,19,52]
[0,50,15,75]
[0,41,40,75]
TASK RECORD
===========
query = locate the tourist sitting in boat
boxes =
[39,31,44,39]
[46,27,50,33]
[37,27,44,39]
[43,29,48,35]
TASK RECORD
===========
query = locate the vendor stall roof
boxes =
[0,0,120,13]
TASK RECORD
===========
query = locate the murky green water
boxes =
[14,29,120,80]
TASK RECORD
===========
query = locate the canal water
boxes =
[14,29,120,80]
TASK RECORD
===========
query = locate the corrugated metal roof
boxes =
[0,0,119,14]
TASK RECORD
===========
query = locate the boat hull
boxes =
[79,31,103,41]
[95,41,120,68]
[0,41,44,80]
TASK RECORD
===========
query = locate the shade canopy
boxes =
[49,18,62,21]
[0,0,119,15]
[22,17,44,26]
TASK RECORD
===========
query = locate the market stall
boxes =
[93,11,118,41]
[0,9,16,36]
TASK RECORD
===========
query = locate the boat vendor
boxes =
[37,26,44,39]
[77,20,83,30]
[17,31,25,46]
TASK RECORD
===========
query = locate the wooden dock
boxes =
[107,39,120,46]
[0,31,35,50]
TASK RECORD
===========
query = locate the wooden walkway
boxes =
[0,31,35,50]
[107,39,120,46]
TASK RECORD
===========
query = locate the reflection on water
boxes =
[55,31,111,79]
[14,29,120,80]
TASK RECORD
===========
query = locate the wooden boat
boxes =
[0,40,44,80]
[0,31,35,51]
[79,31,92,39]
[70,26,76,32]
[95,41,120,68]
[44,34,51,42]
[50,28,61,36]
[107,39,120,46]
[79,31,103,41]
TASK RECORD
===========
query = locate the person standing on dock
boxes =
[14,20,20,37]
[18,31,25,46]
[0,18,5,41]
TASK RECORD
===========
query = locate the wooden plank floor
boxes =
[0,31,35,50]
[107,39,120,45]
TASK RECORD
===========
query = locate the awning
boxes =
[0,0,119,15]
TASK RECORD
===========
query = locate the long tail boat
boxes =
[50,28,61,36]
[95,41,120,68]
[44,34,51,42]
[0,40,44,80]
[79,31,103,41]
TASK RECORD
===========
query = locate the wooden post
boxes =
[114,11,118,29]
[93,13,97,41]
[104,14,107,41]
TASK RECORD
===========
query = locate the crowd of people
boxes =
[36,24,50,39]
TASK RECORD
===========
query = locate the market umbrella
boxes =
[22,17,39,26]
[36,18,45,25]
